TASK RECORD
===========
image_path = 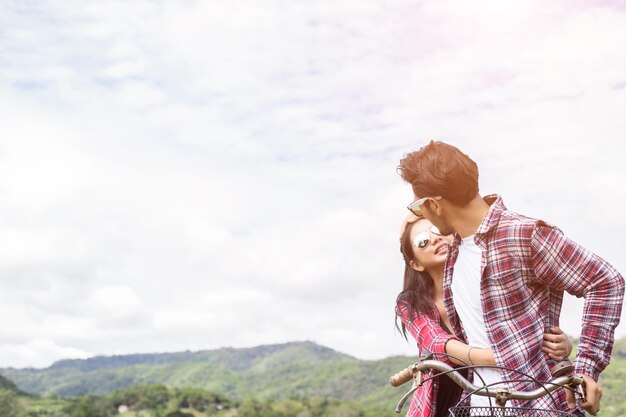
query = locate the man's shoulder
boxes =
[491,209,562,243]
[481,195,563,247]
[497,209,542,230]
[499,204,561,227]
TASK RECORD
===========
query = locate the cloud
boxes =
[0,0,625,367]
[0,339,91,369]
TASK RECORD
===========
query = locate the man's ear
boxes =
[429,197,443,215]
[409,259,425,272]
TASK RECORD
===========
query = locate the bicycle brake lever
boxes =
[395,387,418,413]
[577,379,587,403]
[567,374,586,403]
[394,365,425,413]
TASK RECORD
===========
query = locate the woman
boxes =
[396,216,571,417]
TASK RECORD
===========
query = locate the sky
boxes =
[0,0,625,369]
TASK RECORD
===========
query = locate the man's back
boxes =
[443,194,623,411]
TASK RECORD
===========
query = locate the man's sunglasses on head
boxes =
[407,195,442,216]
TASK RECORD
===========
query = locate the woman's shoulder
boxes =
[396,301,440,323]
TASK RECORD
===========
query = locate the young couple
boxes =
[394,141,624,417]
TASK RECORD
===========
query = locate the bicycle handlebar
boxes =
[390,360,583,401]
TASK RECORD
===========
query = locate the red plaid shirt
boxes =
[396,303,459,417]
[443,195,624,410]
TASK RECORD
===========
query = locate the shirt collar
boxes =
[475,194,506,240]
[448,194,506,249]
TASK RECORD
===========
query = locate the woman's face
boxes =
[409,218,452,274]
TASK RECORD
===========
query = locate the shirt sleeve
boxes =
[397,302,459,366]
[530,222,625,380]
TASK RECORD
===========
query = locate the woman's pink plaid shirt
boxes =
[396,303,458,417]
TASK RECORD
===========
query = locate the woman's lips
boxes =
[435,244,448,255]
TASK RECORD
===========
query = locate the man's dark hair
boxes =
[398,140,479,207]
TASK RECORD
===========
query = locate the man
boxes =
[397,140,624,415]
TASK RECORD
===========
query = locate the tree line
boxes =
[0,384,400,417]
[0,384,231,417]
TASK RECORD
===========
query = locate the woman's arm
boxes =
[447,327,573,366]
[398,303,496,366]
[444,340,496,366]
[400,306,572,367]
[397,303,458,366]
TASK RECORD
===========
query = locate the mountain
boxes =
[0,340,410,408]
[0,373,19,393]
[47,340,350,372]
[3,338,626,415]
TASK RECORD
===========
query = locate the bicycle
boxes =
[388,351,587,417]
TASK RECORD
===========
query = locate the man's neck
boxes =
[449,196,490,239]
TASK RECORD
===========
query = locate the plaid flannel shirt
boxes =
[443,195,624,410]
[396,303,458,417]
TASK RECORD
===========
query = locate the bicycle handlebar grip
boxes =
[389,367,415,387]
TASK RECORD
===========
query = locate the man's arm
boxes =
[531,223,625,414]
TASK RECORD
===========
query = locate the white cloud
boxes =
[87,285,144,319]
[0,0,625,368]
[0,339,91,369]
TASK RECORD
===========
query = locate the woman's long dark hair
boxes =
[395,219,436,340]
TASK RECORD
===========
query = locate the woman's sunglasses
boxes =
[413,225,444,249]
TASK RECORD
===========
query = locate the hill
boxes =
[1,341,402,402]
[0,373,19,392]
[3,339,626,415]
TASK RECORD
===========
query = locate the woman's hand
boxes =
[542,326,573,361]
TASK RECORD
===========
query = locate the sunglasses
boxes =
[407,196,442,216]
[413,225,444,249]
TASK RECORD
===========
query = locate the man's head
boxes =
[398,140,480,233]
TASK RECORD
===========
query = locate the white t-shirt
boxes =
[451,235,503,407]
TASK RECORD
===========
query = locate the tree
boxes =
[271,399,306,417]
[304,397,328,417]
[325,402,364,417]
[237,398,275,417]
[165,412,194,417]
[109,383,170,411]
[0,388,22,417]
[65,395,116,417]
[136,384,169,410]
[174,386,231,411]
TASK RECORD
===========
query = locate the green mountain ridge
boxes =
[0,341,361,397]
[2,338,626,415]
[0,373,20,393]
[44,340,352,372]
